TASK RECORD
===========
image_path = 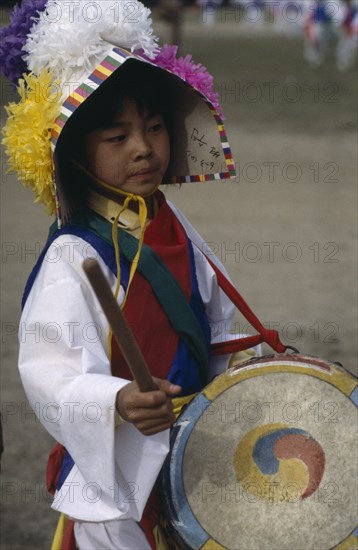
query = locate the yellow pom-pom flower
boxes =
[2,69,61,215]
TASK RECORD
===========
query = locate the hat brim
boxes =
[51,47,236,222]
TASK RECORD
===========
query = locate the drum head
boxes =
[161,354,358,550]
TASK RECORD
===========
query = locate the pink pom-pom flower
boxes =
[139,44,223,118]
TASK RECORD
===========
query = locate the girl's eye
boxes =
[108,134,126,143]
[149,123,162,133]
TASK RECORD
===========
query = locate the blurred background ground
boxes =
[0,2,357,549]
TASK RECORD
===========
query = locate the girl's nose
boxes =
[133,132,152,159]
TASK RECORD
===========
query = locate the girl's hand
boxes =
[115,378,182,435]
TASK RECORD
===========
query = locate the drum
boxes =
[161,353,358,550]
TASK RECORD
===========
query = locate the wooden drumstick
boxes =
[82,258,157,392]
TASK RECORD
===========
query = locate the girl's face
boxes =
[85,98,170,197]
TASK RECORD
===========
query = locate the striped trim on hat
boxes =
[51,46,236,183]
[51,47,133,150]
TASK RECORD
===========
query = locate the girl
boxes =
[1,1,263,547]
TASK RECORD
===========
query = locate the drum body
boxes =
[161,354,358,550]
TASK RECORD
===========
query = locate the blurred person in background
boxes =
[303,0,336,65]
[336,0,358,69]
[303,0,357,68]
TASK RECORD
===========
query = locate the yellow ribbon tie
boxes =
[110,192,147,306]
[109,192,147,361]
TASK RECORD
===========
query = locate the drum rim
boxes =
[161,353,358,550]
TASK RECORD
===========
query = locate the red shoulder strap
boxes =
[205,255,287,355]
[46,443,66,495]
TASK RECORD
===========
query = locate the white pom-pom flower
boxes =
[23,0,158,83]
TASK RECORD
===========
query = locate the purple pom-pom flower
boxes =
[0,0,47,86]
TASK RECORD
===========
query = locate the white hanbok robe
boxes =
[19,202,237,529]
